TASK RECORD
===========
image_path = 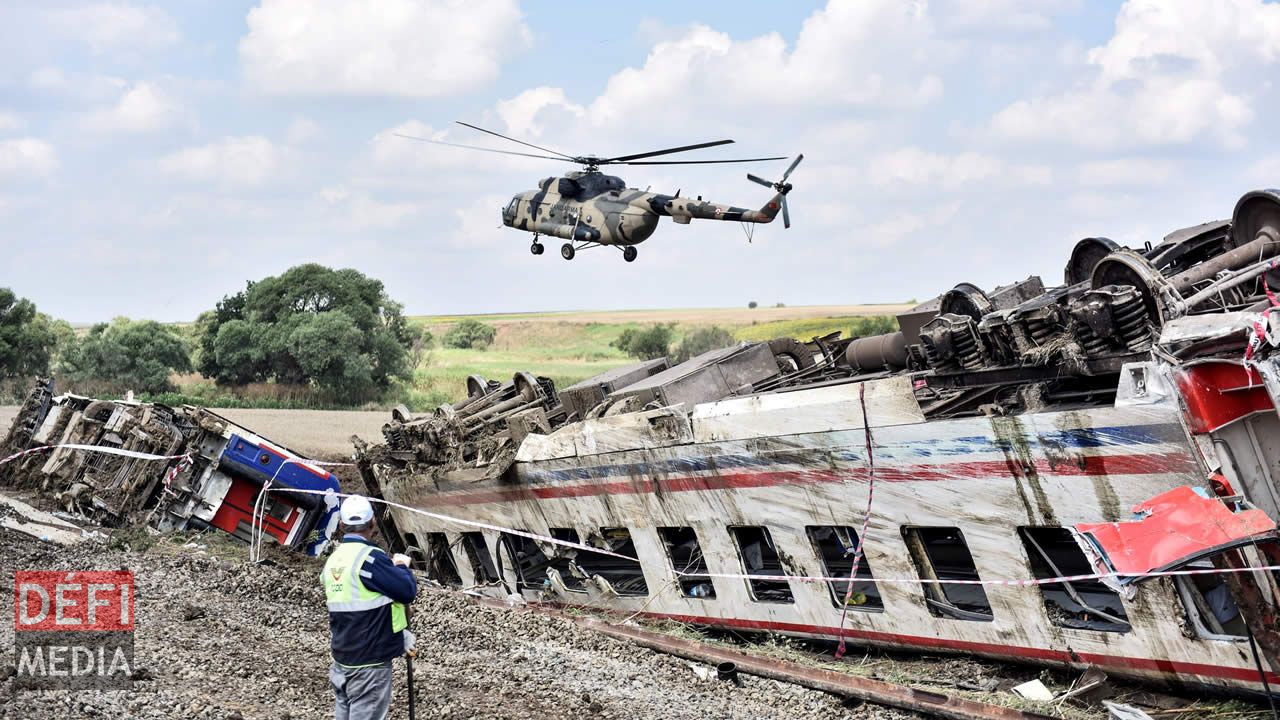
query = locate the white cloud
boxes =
[159,136,279,187]
[583,3,941,130]
[992,0,1280,148]
[285,116,322,145]
[239,0,530,97]
[870,148,1002,189]
[318,186,419,230]
[83,82,177,133]
[495,88,584,139]
[1076,158,1177,187]
[0,139,57,178]
[48,3,179,54]
[0,112,22,133]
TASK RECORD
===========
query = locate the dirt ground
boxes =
[0,526,922,720]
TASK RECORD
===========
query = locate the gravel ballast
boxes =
[0,529,918,719]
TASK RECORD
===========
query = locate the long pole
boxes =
[406,655,416,720]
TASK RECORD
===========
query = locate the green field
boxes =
[404,309,900,408]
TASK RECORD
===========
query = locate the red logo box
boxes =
[14,571,134,632]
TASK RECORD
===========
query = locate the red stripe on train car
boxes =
[641,612,1278,685]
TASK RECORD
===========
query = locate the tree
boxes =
[612,324,675,360]
[0,288,62,378]
[61,318,192,393]
[443,319,496,350]
[674,326,735,363]
[195,264,418,400]
[748,301,758,309]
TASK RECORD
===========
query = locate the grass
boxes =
[406,312,897,408]
[153,306,903,411]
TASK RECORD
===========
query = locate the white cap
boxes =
[340,495,375,525]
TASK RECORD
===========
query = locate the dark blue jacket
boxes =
[327,535,418,667]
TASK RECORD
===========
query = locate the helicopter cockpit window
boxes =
[504,198,519,213]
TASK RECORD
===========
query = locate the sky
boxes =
[3,0,1280,323]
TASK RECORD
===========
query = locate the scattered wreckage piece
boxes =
[582,615,1060,720]
[357,188,1280,698]
[0,379,341,555]
[0,491,86,545]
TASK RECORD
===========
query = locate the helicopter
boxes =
[397,122,802,262]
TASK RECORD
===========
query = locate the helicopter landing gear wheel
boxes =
[530,242,544,255]
[561,243,575,260]
[622,246,637,262]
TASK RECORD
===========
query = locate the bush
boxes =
[444,319,497,350]
[194,264,419,403]
[849,316,898,337]
[612,324,675,360]
[0,288,67,378]
[748,301,758,309]
[60,317,192,394]
[674,326,735,363]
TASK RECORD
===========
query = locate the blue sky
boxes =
[3,0,1280,322]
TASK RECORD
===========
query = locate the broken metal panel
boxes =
[690,374,923,443]
[607,342,780,410]
[559,358,669,420]
[1074,486,1277,581]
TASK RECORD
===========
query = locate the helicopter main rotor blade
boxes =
[621,156,787,166]
[455,121,576,160]
[781,153,804,182]
[746,173,774,189]
[393,134,573,162]
[604,139,735,164]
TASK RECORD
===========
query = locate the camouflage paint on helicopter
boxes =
[397,122,800,262]
[500,169,790,260]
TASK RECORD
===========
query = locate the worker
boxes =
[322,495,418,720]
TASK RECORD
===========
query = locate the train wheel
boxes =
[623,246,637,262]
[561,243,575,260]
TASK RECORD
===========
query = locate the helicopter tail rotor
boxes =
[747,154,802,229]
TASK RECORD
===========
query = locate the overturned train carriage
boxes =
[359,188,1280,696]
[0,383,341,555]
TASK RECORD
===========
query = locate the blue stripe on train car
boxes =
[220,433,341,556]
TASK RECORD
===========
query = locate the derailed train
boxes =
[0,382,342,555]
[357,188,1280,696]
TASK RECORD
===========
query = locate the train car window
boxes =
[573,528,649,597]
[1174,558,1248,640]
[806,526,883,611]
[1019,527,1128,632]
[546,528,588,592]
[425,532,462,588]
[500,532,555,592]
[729,526,794,603]
[460,532,498,585]
[657,527,716,598]
[902,526,994,621]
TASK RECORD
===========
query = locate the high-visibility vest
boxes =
[323,542,407,633]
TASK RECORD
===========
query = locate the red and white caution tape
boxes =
[0,443,191,466]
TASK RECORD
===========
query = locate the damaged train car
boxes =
[357,188,1280,697]
[0,380,341,555]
